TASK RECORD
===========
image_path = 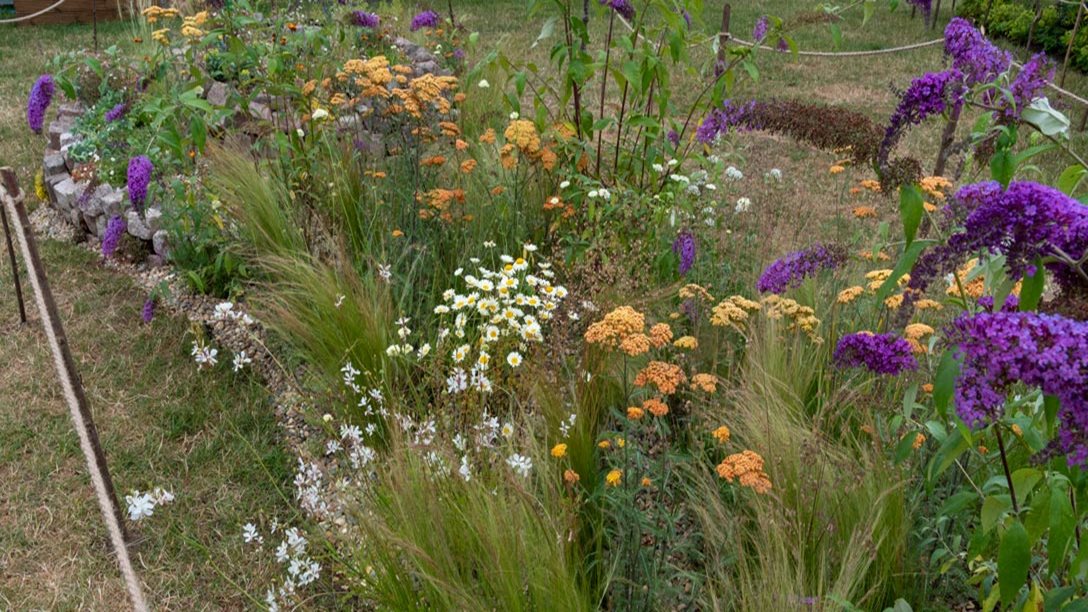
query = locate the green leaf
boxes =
[1024,485,1051,543]
[829,23,843,49]
[876,239,934,303]
[998,520,1030,607]
[991,150,1014,187]
[1019,260,1046,312]
[1049,482,1075,575]
[1011,468,1043,500]
[933,350,960,420]
[532,17,556,49]
[927,428,970,490]
[940,491,977,517]
[898,184,925,247]
[1044,585,1076,611]
[1057,164,1087,196]
[982,494,1012,533]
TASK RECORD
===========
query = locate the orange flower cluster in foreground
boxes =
[642,398,669,417]
[716,450,772,494]
[585,306,661,357]
[633,361,687,395]
[691,373,718,394]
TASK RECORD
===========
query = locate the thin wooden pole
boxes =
[932,0,942,29]
[1062,2,1085,88]
[1026,0,1042,51]
[0,167,148,612]
[0,172,26,324]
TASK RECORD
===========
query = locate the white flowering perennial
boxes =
[191,340,218,370]
[385,245,569,394]
[243,522,321,612]
[124,487,175,522]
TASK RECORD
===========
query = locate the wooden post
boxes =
[1026,0,1042,52]
[1062,1,1085,88]
[0,167,148,611]
[932,0,943,29]
[717,3,731,65]
[0,172,27,324]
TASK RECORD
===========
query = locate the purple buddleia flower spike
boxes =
[752,16,769,41]
[833,332,918,375]
[351,11,380,28]
[672,230,696,276]
[101,215,126,257]
[756,244,845,294]
[599,0,634,20]
[27,74,55,134]
[127,156,153,210]
[105,103,128,123]
[142,296,157,323]
[906,0,932,18]
[996,52,1053,122]
[944,18,1011,86]
[410,10,440,31]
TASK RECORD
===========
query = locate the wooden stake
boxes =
[0,167,148,612]
[1062,2,1085,88]
[0,171,26,324]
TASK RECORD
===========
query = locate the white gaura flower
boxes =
[191,341,218,370]
[213,302,234,320]
[125,491,155,521]
[417,343,432,358]
[458,455,472,481]
[506,351,523,367]
[243,522,263,544]
[334,294,346,308]
[377,264,392,281]
[506,453,532,477]
[232,351,252,373]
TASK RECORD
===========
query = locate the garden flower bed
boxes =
[10,0,1088,609]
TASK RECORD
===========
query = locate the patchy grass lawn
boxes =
[0,240,295,609]
[1,21,295,610]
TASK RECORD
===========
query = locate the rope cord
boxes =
[0,0,68,24]
[615,13,1088,108]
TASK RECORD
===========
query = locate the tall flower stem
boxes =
[933,103,962,177]
[995,425,1018,513]
[595,11,617,178]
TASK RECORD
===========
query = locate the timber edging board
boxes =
[13,0,128,26]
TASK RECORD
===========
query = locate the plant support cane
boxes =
[0,167,149,612]
[0,173,26,324]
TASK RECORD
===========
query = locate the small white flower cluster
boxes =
[764,167,783,183]
[587,187,612,200]
[558,412,577,438]
[734,197,752,213]
[125,487,175,521]
[389,243,569,395]
[213,301,256,326]
[243,521,321,612]
[191,340,218,370]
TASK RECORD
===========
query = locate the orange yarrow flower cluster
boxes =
[634,361,687,395]
[716,450,772,494]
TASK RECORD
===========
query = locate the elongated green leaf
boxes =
[1019,259,1045,312]
[933,350,960,420]
[1049,482,1075,575]
[998,521,1030,607]
[876,239,934,303]
[982,494,1012,533]
[899,184,925,247]
[1057,164,1087,196]
[991,150,1014,187]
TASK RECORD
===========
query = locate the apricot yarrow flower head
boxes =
[712,425,731,443]
[634,361,687,395]
[691,373,718,394]
[643,398,669,417]
[716,450,772,494]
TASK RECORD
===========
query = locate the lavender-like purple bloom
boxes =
[105,103,127,123]
[949,311,1088,465]
[672,230,696,276]
[756,243,845,294]
[995,52,1053,122]
[905,180,1088,314]
[776,37,790,52]
[127,156,153,210]
[696,99,757,144]
[681,9,692,29]
[944,18,1011,86]
[351,11,380,28]
[141,296,157,323]
[667,129,680,147]
[906,0,932,18]
[752,16,770,42]
[599,0,634,20]
[833,332,918,375]
[410,10,440,31]
[26,74,55,134]
[878,69,966,173]
[101,215,125,257]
